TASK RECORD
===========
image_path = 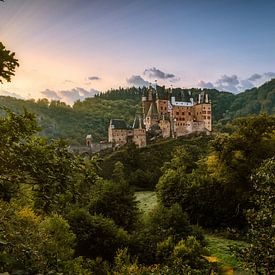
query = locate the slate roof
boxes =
[110,119,128,129]
[132,115,145,129]
[146,102,159,119]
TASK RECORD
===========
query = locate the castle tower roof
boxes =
[132,114,145,129]
[146,101,159,119]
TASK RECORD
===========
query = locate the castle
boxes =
[108,86,212,148]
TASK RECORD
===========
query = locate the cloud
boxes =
[216,74,239,86]
[248,73,262,82]
[144,67,177,80]
[0,90,24,99]
[60,87,99,105]
[41,87,99,105]
[64,79,74,83]
[127,75,150,87]
[264,72,275,78]
[198,71,275,93]
[214,74,240,93]
[41,89,61,100]
[197,80,214,89]
[88,76,100,81]
[239,79,254,90]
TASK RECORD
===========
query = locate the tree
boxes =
[0,108,39,201]
[88,178,139,231]
[25,138,76,214]
[130,203,204,265]
[0,42,19,83]
[236,158,275,274]
[67,208,129,261]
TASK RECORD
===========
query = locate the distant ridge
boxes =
[0,80,274,143]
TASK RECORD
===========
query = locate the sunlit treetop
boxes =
[0,42,19,84]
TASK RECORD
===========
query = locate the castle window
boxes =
[164,107,167,110]
[182,112,185,115]
[188,112,191,115]
[161,106,163,110]
[203,116,206,119]
[207,116,210,119]
[207,111,211,114]
[176,111,179,115]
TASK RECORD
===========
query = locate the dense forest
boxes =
[0,108,274,274]
[1,78,275,144]
[1,41,275,274]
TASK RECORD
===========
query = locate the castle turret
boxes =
[141,89,147,102]
[148,86,153,101]
[144,100,159,131]
[205,93,209,103]
[132,113,146,148]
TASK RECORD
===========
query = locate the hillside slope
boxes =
[0,80,274,143]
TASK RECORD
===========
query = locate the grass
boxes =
[135,191,158,214]
[135,191,250,273]
[205,234,249,273]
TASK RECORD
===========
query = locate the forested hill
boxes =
[0,79,274,144]
[221,78,275,121]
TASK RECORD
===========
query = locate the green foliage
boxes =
[0,42,19,83]
[171,236,209,270]
[0,203,80,274]
[100,135,211,189]
[24,138,76,214]
[1,78,274,144]
[224,79,275,120]
[67,208,129,261]
[2,97,275,273]
[157,114,275,229]
[236,158,275,274]
[205,234,247,272]
[0,107,39,201]
[38,214,76,271]
[89,179,139,231]
[130,203,204,265]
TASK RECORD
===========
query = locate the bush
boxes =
[67,208,129,261]
[89,180,139,231]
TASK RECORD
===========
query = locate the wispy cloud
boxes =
[41,89,61,100]
[197,80,214,89]
[144,67,178,81]
[264,72,275,78]
[248,73,262,82]
[127,75,150,87]
[0,90,24,99]
[88,76,100,81]
[40,87,99,105]
[64,79,74,83]
[198,72,275,93]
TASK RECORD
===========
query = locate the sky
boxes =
[0,0,275,104]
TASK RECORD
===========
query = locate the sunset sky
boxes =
[1,0,275,104]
